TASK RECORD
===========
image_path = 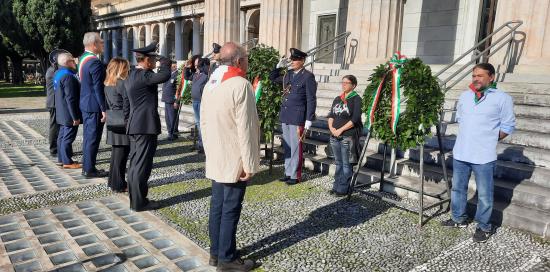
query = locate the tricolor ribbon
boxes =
[77,51,98,81]
[179,79,190,100]
[364,52,407,134]
[252,76,263,102]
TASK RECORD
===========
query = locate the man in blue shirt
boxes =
[442,63,516,243]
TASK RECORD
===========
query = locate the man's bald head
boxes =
[219,42,248,72]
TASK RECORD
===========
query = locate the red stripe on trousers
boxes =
[297,126,304,182]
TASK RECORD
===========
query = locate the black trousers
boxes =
[48,108,59,155]
[127,134,158,210]
[108,145,130,192]
[164,102,179,136]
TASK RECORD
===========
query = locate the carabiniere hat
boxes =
[131,42,159,57]
[289,48,307,60]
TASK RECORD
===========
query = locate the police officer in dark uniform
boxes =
[269,48,317,185]
[161,61,179,140]
[124,42,172,211]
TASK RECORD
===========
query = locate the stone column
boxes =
[103,30,110,62]
[145,24,152,45]
[346,0,404,64]
[175,20,183,60]
[112,29,119,58]
[122,28,128,60]
[492,0,550,73]
[159,22,167,56]
[132,26,140,64]
[259,0,302,55]
[240,9,247,43]
[192,18,202,55]
[204,0,240,53]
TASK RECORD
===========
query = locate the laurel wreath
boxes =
[362,58,444,149]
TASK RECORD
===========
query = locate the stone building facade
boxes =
[91,0,550,71]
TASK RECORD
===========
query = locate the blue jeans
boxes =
[192,100,203,148]
[451,159,496,231]
[330,136,353,194]
[209,180,247,262]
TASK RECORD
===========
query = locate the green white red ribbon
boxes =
[252,76,263,102]
[365,52,407,134]
[77,51,98,81]
[389,52,407,134]
[180,79,190,100]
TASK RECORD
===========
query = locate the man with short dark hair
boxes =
[441,63,516,243]
[45,49,67,159]
[201,42,260,272]
[269,48,317,185]
[124,42,172,212]
[161,61,179,140]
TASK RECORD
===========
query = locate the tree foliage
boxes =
[362,58,444,149]
[246,44,281,142]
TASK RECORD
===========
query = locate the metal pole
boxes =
[380,142,388,192]
[418,144,425,227]
[172,101,183,138]
[347,129,371,199]
[436,121,451,205]
[269,131,274,174]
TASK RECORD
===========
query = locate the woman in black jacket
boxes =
[104,58,131,193]
[328,75,362,196]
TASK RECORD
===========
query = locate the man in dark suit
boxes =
[79,32,108,178]
[269,48,317,185]
[161,61,179,140]
[53,53,81,169]
[124,42,171,211]
[45,49,68,159]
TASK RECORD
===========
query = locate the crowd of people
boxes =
[44,30,514,270]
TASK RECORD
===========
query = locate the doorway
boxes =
[316,14,337,63]
[477,0,498,62]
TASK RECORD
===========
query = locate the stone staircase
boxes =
[281,62,550,238]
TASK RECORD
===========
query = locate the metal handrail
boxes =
[304,32,351,71]
[202,38,259,59]
[435,20,523,92]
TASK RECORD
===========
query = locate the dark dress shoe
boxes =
[209,255,218,266]
[217,258,256,272]
[334,191,347,197]
[133,200,161,212]
[278,176,290,182]
[285,179,299,185]
[82,170,108,178]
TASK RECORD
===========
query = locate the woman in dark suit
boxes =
[104,58,131,193]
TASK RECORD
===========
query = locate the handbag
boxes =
[106,109,125,131]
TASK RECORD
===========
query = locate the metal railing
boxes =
[304,32,351,72]
[435,20,523,93]
[202,38,259,59]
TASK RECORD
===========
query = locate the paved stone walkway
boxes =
[0,113,213,272]
[1,109,549,271]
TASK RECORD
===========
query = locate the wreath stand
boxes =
[347,119,452,227]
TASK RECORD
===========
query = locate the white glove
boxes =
[304,120,312,130]
[276,57,288,69]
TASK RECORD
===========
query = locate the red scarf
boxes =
[469,82,497,104]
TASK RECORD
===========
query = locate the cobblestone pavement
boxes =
[0,112,213,272]
[1,110,550,272]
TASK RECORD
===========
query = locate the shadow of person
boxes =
[467,146,535,228]
[240,196,392,260]
[50,253,127,272]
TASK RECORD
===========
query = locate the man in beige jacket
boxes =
[200,42,260,272]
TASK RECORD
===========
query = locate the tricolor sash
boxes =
[77,51,98,81]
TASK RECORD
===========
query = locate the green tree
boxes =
[0,35,27,84]
[0,0,92,81]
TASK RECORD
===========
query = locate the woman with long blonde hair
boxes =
[104,57,131,193]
